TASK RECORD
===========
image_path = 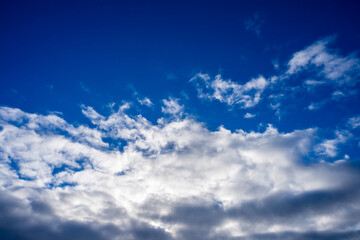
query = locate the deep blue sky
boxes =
[1,0,360,148]
[1,1,358,125]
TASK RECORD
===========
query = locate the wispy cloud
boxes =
[286,37,360,85]
[265,37,360,114]
[190,37,359,116]
[272,59,280,70]
[191,73,268,109]
[315,130,351,157]
[79,81,90,92]
[244,13,263,37]
[307,99,329,111]
[304,79,326,87]
[348,115,360,129]
[161,97,184,118]
[137,97,153,107]
[244,112,256,118]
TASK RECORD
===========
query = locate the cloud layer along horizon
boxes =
[0,97,360,239]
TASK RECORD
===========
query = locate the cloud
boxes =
[315,130,351,157]
[272,59,280,70]
[307,100,328,111]
[244,13,263,37]
[264,37,360,116]
[244,113,256,118]
[161,97,184,118]
[348,115,360,129]
[0,105,359,239]
[304,80,326,86]
[190,37,359,117]
[191,73,268,109]
[304,80,327,92]
[286,37,360,85]
[332,90,346,100]
[137,97,153,107]
[0,191,173,240]
[236,230,360,240]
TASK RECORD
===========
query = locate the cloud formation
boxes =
[244,113,256,118]
[190,73,268,108]
[348,115,360,129]
[0,104,359,239]
[138,97,153,107]
[0,38,359,239]
[161,97,184,118]
[263,37,360,114]
[286,37,360,85]
[189,38,359,116]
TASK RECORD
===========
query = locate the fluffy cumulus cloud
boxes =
[0,103,360,239]
[190,73,268,109]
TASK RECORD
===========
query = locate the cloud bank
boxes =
[0,102,359,239]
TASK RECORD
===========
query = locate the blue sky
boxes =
[0,1,360,239]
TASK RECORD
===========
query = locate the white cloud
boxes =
[191,73,268,109]
[137,97,153,107]
[265,38,360,117]
[348,115,360,129]
[315,130,351,157]
[307,100,328,111]
[286,37,360,85]
[0,106,107,148]
[331,90,345,100]
[0,105,359,239]
[161,97,184,118]
[303,80,327,93]
[81,103,153,142]
[190,38,359,118]
[244,113,256,118]
[304,79,326,86]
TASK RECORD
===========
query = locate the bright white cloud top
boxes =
[1,98,359,239]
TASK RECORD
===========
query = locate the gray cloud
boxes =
[0,191,174,240]
[236,230,360,240]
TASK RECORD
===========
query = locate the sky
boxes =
[0,0,360,239]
